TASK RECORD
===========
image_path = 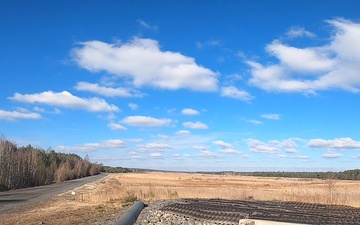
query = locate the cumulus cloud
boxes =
[75,82,143,97]
[220,86,254,102]
[72,37,218,91]
[181,108,200,115]
[308,137,360,150]
[108,122,127,130]
[9,91,118,112]
[57,139,126,153]
[183,121,208,129]
[0,109,41,120]
[261,113,281,120]
[121,116,171,127]
[247,19,360,93]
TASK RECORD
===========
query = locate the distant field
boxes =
[86,172,360,207]
[2,172,360,225]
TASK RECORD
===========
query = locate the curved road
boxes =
[0,173,109,213]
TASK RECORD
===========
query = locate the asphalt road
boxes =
[0,173,109,213]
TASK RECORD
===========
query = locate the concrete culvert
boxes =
[114,201,145,225]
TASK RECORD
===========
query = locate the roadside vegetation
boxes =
[0,138,103,191]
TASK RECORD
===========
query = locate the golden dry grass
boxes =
[2,172,360,225]
[84,172,360,207]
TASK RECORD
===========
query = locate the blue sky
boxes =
[1,1,360,171]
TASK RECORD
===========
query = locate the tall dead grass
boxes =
[80,172,360,207]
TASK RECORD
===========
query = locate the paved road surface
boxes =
[0,173,108,213]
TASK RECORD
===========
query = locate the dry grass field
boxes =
[86,172,360,207]
[1,172,360,225]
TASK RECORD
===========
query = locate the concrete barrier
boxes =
[239,219,309,225]
[114,201,145,225]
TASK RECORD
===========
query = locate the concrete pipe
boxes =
[114,201,145,225]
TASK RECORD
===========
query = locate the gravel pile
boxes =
[134,200,229,225]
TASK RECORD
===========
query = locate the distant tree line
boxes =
[0,138,103,191]
[102,166,131,173]
[210,170,360,180]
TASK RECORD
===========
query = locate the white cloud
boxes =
[150,153,162,158]
[247,19,360,93]
[213,140,233,149]
[137,19,157,31]
[9,91,119,112]
[246,119,263,125]
[198,150,218,158]
[126,138,143,143]
[308,137,360,150]
[270,139,299,153]
[57,139,126,153]
[0,109,41,120]
[181,108,200,115]
[266,41,335,73]
[286,27,316,39]
[128,103,138,110]
[220,86,254,102]
[183,121,208,129]
[261,113,281,120]
[108,122,127,130]
[193,145,209,151]
[72,37,218,91]
[278,154,310,160]
[75,82,143,97]
[138,142,172,150]
[219,148,243,155]
[246,139,279,153]
[279,139,298,153]
[213,140,243,155]
[121,116,171,127]
[175,130,191,136]
[322,151,342,158]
